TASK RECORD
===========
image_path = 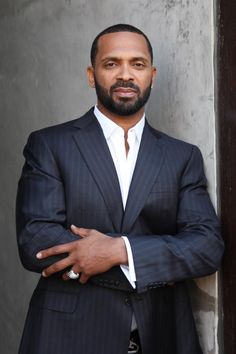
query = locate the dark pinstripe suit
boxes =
[16,108,224,354]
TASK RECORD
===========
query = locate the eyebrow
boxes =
[100,56,150,64]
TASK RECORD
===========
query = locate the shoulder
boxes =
[147,123,203,163]
[148,123,200,151]
[29,108,93,138]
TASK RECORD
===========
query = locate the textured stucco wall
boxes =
[0,1,219,353]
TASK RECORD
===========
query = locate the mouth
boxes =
[112,87,138,98]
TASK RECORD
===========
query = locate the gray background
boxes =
[0,1,219,353]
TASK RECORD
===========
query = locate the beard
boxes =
[94,78,152,116]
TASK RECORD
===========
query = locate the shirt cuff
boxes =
[120,236,136,289]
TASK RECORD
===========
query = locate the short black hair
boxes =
[90,24,153,66]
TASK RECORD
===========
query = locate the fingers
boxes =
[42,257,73,277]
[62,273,89,284]
[37,227,107,281]
[71,225,89,238]
[71,224,82,236]
[79,273,90,284]
[71,225,97,237]
[64,268,80,280]
[36,243,72,260]
[62,272,69,281]
[62,270,89,284]
[62,271,71,281]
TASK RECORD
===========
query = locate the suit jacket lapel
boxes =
[122,122,166,233]
[72,110,124,232]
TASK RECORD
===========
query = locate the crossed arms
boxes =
[16,130,224,292]
[37,225,128,284]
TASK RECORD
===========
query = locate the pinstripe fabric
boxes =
[16,108,224,354]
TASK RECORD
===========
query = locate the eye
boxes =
[133,62,145,69]
[104,62,117,69]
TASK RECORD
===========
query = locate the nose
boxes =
[116,63,134,81]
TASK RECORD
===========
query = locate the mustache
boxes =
[110,81,140,93]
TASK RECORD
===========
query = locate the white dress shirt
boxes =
[94,106,145,289]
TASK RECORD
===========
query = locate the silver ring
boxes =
[67,269,80,280]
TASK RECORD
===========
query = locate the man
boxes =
[16,24,224,354]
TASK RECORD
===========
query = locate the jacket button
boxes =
[124,297,131,306]
[135,296,143,302]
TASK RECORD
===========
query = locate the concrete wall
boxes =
[0,1,220,353]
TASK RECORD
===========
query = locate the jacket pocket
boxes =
[30,288,78,313]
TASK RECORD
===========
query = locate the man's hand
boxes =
[36,226,128,284]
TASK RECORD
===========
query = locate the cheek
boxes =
[96,70,116,84]
[135,74,153,87]
[98,80,114,94]
[144,74,154,85]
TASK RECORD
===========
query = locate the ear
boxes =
[151,66,157,88]
[87,66,95,88]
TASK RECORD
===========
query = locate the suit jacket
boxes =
[16,108,224,354]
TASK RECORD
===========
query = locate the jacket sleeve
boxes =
[127,146,224,293]
[16,131,79,273]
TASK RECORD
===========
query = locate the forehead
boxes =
[96,32,151,61]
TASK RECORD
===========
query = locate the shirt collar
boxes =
[94,105,145,142]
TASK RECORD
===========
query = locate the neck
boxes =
[97,103,144,134]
